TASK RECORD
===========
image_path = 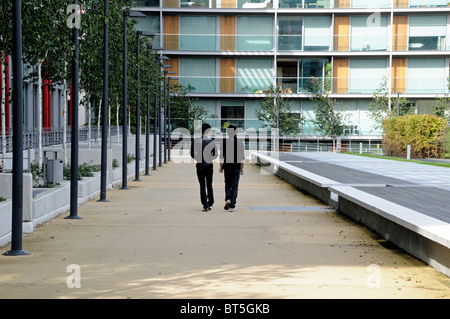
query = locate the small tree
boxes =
[310,78,349,151]
[431,78,450,122]
[169,83,216,135]
[255,85,303,136]
[369,76,411,131]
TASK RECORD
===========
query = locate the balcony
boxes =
[134,0,450,9]
[168,75,448,95]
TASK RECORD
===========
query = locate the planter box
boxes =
[32,182,70,228]
[78,172,101,204]
[0,199,12,247]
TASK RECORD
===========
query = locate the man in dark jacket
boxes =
[219,125,245,212]
[191,123,218,211]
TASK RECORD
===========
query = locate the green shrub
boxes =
[63,162,101,180]
[444,128,450,159]
[382,114,447,159]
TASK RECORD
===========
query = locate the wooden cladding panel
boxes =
[221,16,236,51]
[220,58,235,93]
[164,0,179,8]
[333,58,348,94]
[393,16,408,51]
[164,15,179,51]
[221,0,236,8]
[335,0,350,8]
[391,58,406,93]
[334,16,349,51]
[166,57,179,86]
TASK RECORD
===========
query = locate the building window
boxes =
[236,58,273,92]
[278,16,303,51]
[221,100,245,131]
[350,16,388,52]
[180,58,217,93]
[237,16,273,51]
[409,0,447,7]
[409,16,447,51]
[134,0,160,6]
[134,15,160,47]
[349,59,387,94]
[304,16,331,51]
[351,0,390,8]
[299,59,329,93]
[180,16,217,51]
[407,58,446,93]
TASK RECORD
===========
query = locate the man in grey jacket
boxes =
[191,123,218,211]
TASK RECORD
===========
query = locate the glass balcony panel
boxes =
[409,0,448,7]
[279,0,331,8]
[238,0,273,8]
[134,0,160,6]
[351,0,391,8]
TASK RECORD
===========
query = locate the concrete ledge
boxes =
[330,185,450,277]
[251,152,338,206]
[251,151,450,277]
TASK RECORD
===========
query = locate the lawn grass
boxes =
[342,152,450,168]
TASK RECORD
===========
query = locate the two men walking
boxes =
[191,124,245,212]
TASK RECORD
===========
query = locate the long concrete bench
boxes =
[251,151,450,277]
[251,152,339,206]
[330,185,450,277]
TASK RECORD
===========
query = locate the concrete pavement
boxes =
[0,156,449,299]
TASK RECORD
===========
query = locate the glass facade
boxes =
[131,4,450,137]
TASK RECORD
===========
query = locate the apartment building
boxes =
[133,0,450,139]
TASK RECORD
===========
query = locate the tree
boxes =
[255,85,303,136]
[368,76,412,131]
[310,78,349,151]
[169,83,216,135]
[431,78,450,122]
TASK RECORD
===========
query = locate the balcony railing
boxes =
[170,75,449,94]
[134,0,450,9]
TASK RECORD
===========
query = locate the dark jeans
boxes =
[224,169,241,208]
[196,166,214,208]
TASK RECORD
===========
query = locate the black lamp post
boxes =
[4,0,29,255]
[145,45,163,175]
[135,30,155,182]
[167,75,176,162]
[99,0,109,202]
[154,55,169,169]
[65,0,82,220]
[163,70,175,164]
[121,10,145,190]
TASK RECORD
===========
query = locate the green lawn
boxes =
[342,152,450,168]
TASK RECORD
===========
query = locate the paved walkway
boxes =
[0,156,449,299]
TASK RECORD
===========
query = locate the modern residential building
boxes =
[132,0,450,146]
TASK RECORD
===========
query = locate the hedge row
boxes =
[382,114,448,159]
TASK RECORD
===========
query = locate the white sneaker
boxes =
[224,200,231,210]
[229,207,236,212]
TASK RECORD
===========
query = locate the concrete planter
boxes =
[78,172,101,204]
[32,182,70,228]
[0,199,12,247]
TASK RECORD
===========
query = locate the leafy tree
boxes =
[255,85,303,136]
[431,78,450,122]
[310,78,349,151]
[369,76,412,131]
[169,83,215,135]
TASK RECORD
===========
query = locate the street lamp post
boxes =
[99,0,109,202]
[135,30,155,182]
[154,55,169,168]
[122,10,145,190]
[162,67,173,164]
[66,0,82,220]
[4,0,29,255]
[166,74,176,162]
[145,45,163,175]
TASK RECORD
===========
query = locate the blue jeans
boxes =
[224,169,241,208]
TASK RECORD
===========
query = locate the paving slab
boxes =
[0,158,449,299]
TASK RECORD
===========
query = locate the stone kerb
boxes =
[329,185,450,277]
